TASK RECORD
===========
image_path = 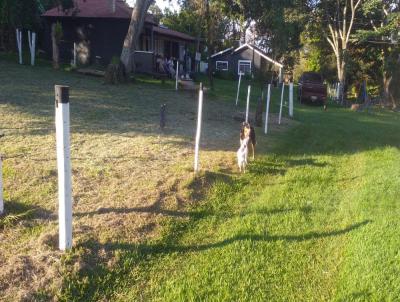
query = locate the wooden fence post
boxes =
[264,84,271,134]
[0,155,3,215]
[160,104,166,129]
[289,82,294,118]
[55,85,72,251]
[235,73,243,106]
[279,83,285,125]
[245,85,251,123]
[194,83,204,174]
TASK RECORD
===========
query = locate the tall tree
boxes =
[356,0,400,108]
[120,0,154,73]
[320,0,362,101]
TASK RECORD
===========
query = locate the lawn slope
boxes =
[106,106,400,301]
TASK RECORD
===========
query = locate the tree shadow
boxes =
[75,170,247,220]
[338,291,372,302]
[75,203,312,222]
[94,220,371,256]
[286,158,329,168]
[248,157,287,176]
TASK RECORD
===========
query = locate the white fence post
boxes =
[194,83,204,174]
[279,83,285,125]
[289,82,294,118]
[235,73,243,106]
[73,42,77,67]
[279,67,283,83]
[245,85,251,123]
[55,85,72,251]
[16,29,22,65]
[175,61,179,91]
[336,82,340,100]
[0,155,3,215]
[264,84,271,134]
[28,31,36,66]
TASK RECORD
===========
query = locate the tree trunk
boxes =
[205,0,214,89]
[51,24,60,70]
[383,74,397,109]
[335,52,346,104]
[120,0,152,74]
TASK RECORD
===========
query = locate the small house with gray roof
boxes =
[210,43,284,82]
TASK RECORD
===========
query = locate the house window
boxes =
[238,60,252,74]
[216,61,229,71]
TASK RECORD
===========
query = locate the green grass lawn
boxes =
[108,106,399,302]
[1,57,399,301]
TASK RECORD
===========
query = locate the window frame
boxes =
[215,60,229,71]
[238,60,252,75]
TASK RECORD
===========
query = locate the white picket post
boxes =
[264,84,271,134]
[289,82,294,118]
[336,82,340,100]
[32,32,36,66]
[28,31,36,66]
[279,83,285,125]
[0,155,3,215]
[235,73,243,106]
[175,61,179,91]
[19,29,22,64]
[73,42,77,67]
[16,29,22,65]
[55,85,72,251]
[245,85,251,123]
[194,83,204,173]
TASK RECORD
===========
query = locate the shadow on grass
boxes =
[0,200,54,228]
[286,158,329,168]
[95,220,371,255]
[75,204,313,221]
[75,170,240,219]
[338,291,372,302]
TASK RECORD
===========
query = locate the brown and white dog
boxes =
[240,122,256,160]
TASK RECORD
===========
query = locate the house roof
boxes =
[42,0,195,41]
[42,0,156,24]
[211,43,283,68]
[210,47,234,58]
[152,26,195,42]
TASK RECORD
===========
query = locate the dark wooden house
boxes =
[41,0,196,73]
[210,43,284,82]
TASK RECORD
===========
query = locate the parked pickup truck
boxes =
[298,72,327,105]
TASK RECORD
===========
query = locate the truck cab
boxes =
[298,72,327,105]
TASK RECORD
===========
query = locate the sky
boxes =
[126,0,180,12]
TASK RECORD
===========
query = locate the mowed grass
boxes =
[109,106,399,300]
[0,58,288,301]
[1,57,399,301]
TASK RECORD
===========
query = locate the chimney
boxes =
[110,0,116,13]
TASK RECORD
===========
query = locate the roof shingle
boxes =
[42,0,155,22]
